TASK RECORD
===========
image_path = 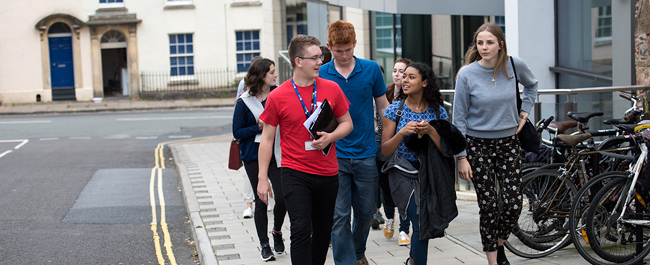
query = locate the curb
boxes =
[171,145,219,265]
[0,103,234,116]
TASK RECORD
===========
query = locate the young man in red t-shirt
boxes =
[257,35,353,264]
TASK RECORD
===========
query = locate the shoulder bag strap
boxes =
[395,99,406,133]
[510,56,522,112]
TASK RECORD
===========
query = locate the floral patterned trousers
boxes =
[466,135,523,252]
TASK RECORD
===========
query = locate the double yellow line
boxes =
[150,136,213,265]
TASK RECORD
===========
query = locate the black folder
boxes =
[308,98,338,155]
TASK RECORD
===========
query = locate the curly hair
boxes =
[244,58,275,96]
[386,58,412,103]
[463,22,510,80]
[397,62,443,112]
[288,35,321,68]
[327,20,355,47]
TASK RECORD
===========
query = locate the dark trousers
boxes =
[376,156,410,232]
[243,158,286,245]
[281,168,338,265]
[467,135,523,252]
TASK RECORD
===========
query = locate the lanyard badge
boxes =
[291,78,317,119]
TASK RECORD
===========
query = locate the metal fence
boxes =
[140,68,240,99]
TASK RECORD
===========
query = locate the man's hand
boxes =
[257,177,273,205]
[311,131,333,150]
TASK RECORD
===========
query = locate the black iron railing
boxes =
[140,68,240,99]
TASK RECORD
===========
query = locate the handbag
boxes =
[511,56,540,153]
[228,139,243,170]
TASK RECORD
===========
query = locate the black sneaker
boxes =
[272,230,285,253]
[261,243,275,261]
[371,213,382,230]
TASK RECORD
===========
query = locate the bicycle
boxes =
[504,132,637,258]
[577,124,650,265]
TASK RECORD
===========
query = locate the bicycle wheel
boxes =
[569,171,630,265]
[595,135,637,174]
[585,176,650,264]
[504,169,577,258]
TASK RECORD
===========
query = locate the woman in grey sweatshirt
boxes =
[452,22,538,265]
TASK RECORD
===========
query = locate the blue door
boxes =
[49,36,74,88]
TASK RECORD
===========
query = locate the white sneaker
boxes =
[243,207,253,218]
[398,231,411,246]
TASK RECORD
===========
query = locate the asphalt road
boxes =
[0,108,234,264]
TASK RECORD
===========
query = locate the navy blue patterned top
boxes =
[384,100,448,160]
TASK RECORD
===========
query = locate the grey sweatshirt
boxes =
[453,56,538,156]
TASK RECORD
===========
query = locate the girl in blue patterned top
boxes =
[381,62,447,265]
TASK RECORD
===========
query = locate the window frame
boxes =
[235,30,261,73]
[169,33,195,78]
[99,0,125,8]
[595,5,612,43]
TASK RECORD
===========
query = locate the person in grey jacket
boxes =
[453,22,538,265]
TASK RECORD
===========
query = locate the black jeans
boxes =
[281,167,338,265]
[243,157,286,245]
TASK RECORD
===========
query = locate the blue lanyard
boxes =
[291,78,317,119]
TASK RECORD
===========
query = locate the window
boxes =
[374,12,401,53]
[166,0,192,6]
[494,16,506,36]
[99,0,124,7]
[169,34,194,76]
[596,5,612,42]
[236,30,260,73]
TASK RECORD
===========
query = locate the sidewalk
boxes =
[170,136,589,265]
[170,135,487,265]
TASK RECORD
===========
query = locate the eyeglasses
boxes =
[298,55,325,61]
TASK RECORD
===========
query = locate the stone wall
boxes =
[636,0,650,117]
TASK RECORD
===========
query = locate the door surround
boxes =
[35,14,84,101]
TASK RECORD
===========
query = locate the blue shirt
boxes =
[319,56,387,159]
[384,101,449,161]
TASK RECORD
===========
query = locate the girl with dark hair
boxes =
[374,58,413,246]
[381,62,448,265]
[232,58,287,261]
[453,22,538,265]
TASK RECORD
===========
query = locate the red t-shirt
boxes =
[260,77,350,176]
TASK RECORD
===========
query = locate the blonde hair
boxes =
[464,22,510,80]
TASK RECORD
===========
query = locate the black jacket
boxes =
[404,119,467,240]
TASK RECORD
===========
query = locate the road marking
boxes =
[103,135,130,139]
[0,139,29,149]
[169,135,191,139]
[149,168,166,265]
[117,116,230,121]
[136,136,158,139]
[40,138,59,141]
[0,120,51,124]
[0,150,12,158]
[70,137,91,140]
[148,136,213,265]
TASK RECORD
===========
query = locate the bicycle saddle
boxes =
[556,133,592,147]
[603,118,635,125]
[615,124,637,133]
[548,120,577,134]
[566,111,604,123]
